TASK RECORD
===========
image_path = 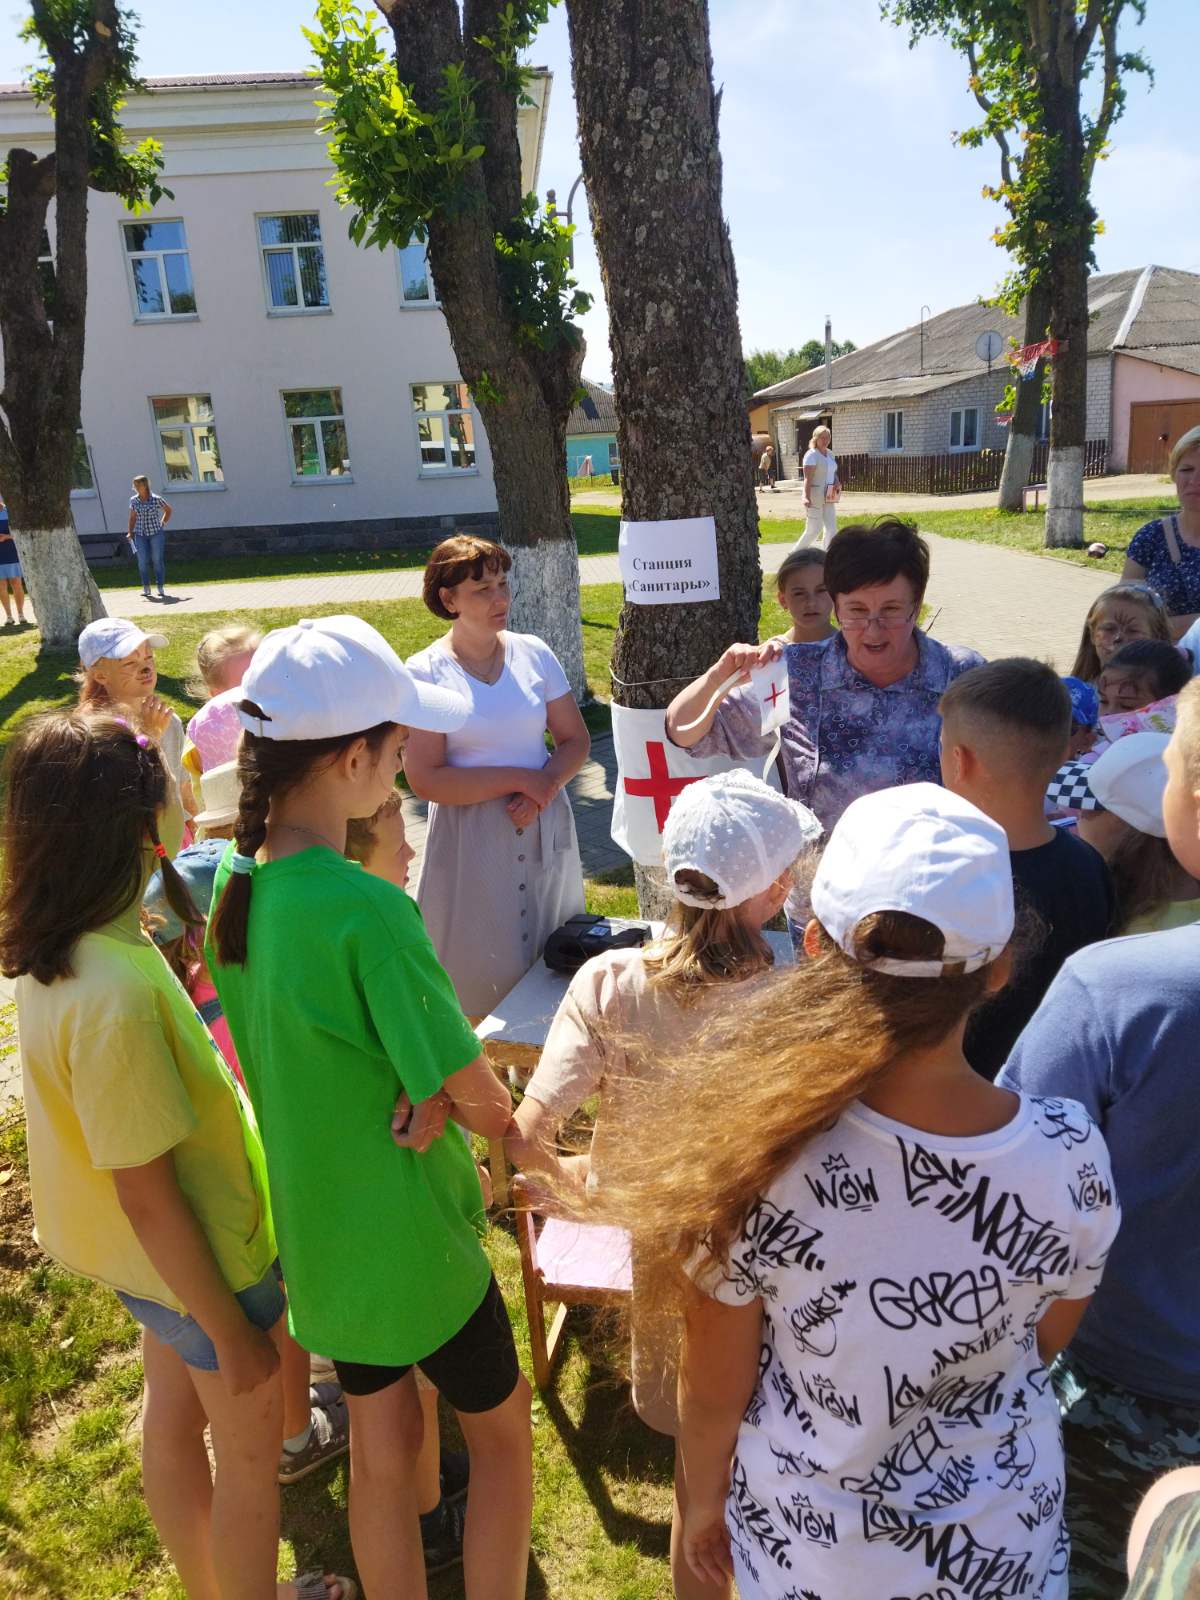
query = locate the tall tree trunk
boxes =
[997,280,1051,513]
[1037,21,1093,549]
[380,0,587,699]
[566,0,761,912]
[0,84,108,646]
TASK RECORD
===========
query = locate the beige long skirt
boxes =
[415,789,585,1019]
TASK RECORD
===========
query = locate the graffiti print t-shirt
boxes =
[704,1094,1119,1600]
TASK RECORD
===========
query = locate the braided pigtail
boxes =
[209,709,272,967]
[208,704,400,968]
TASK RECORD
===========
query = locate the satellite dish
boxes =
[976,331,1004,364]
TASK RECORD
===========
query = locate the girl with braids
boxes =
[586,784,1120,1600]
[0,712,352,1600]
[207,616,532,1600]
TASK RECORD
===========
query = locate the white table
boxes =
[479,920,794,1203]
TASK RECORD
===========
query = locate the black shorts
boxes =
[332,1275,520,1411]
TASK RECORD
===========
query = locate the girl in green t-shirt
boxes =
[0,710,352,1600]
[208,615,531,1600]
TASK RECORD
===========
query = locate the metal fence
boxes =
[837,439,1108,496]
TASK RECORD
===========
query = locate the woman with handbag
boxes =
[405,536,590,1018]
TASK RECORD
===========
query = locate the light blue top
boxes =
[1178,615,1200,667]
[999,922,1200,1403]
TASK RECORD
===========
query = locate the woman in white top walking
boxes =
[406,535,590,1017]
[798,426,839,550]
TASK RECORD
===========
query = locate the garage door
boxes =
[1128,398,1200,474]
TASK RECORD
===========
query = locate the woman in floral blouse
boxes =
[667,518,983,931]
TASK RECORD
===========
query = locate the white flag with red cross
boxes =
[750,661,790,735]
[609,703,781,867]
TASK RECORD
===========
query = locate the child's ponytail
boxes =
[209,704,399,967]
[209,709,272,968]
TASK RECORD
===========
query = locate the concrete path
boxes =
[96,529,1108,669]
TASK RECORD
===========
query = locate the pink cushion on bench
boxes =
[535,1218,633,1294]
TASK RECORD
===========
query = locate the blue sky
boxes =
[1,0,1195,381]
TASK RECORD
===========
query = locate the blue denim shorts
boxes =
[117,1263,285,1372]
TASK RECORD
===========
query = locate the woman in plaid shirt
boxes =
[127,474,172,600]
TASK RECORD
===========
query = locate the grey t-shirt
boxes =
[999,922,1200,1403]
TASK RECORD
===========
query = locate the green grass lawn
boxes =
[0,1103,675,1599]
[87,491,1172,596]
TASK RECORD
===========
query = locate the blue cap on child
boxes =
[143,838,228,945]
[1062,676,1099,729]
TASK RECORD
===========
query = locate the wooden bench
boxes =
[1023,481,1048,510]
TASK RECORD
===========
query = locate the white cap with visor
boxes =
[812,782,1014,978]
[238,614,469,740]
[662,770,822,908]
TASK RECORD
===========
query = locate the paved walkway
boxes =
[96,530,1107,668]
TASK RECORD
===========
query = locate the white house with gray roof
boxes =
[0,70,550,559]
[755,265,1200,485]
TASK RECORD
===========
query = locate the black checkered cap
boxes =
[1045,759,1102,814]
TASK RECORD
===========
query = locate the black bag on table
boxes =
[542,913,648,976]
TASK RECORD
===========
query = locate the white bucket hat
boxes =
[812,782,1013,978]
[192,759,241,829]
[239,615,468,740]
[662,769,822,909]
[1087,731,1169,837]
[78,617,167,669]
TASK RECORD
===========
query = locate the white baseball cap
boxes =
[192,759,241,828]
[238,614,469,740]
[662,770,822,909]
[78,617,167,669]
[1087,731,1169,837]
[812,782,1014,977]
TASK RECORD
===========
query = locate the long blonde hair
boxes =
[642,868,776,999]
[1071,584,1171,681]
[584,911,999,1332]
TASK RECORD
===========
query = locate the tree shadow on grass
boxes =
[542,1316,673,1563]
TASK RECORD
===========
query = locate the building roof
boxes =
[567,379,618,436]
[754,265,1200,406]
[770,371,977,414]
[0,70,317,97]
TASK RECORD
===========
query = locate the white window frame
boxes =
[949,406,980,452]
[884,410,904,452]
[70,429,96,498]
[411,382,479,476]
[149,394,225,492]
[281,388,352,484]
[396,237,438,308]
[256,212,331,316]
[122,218,198,322]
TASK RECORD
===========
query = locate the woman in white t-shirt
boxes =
[587,784,1119,1600]
[508,772,821,1600]
[406,536,590,1016]
[798,425,839,550]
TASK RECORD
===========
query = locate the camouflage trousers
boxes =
[1054,1350,1200,1599]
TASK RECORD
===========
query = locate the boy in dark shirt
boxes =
[940,657,1115,1079]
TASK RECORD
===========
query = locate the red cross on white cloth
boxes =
[610,704,779,866]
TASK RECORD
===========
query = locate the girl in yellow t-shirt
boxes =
[0,711,350,1600]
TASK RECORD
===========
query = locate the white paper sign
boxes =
[610,703,779,867]
[618,516,720,605]
[749,660,790,736]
